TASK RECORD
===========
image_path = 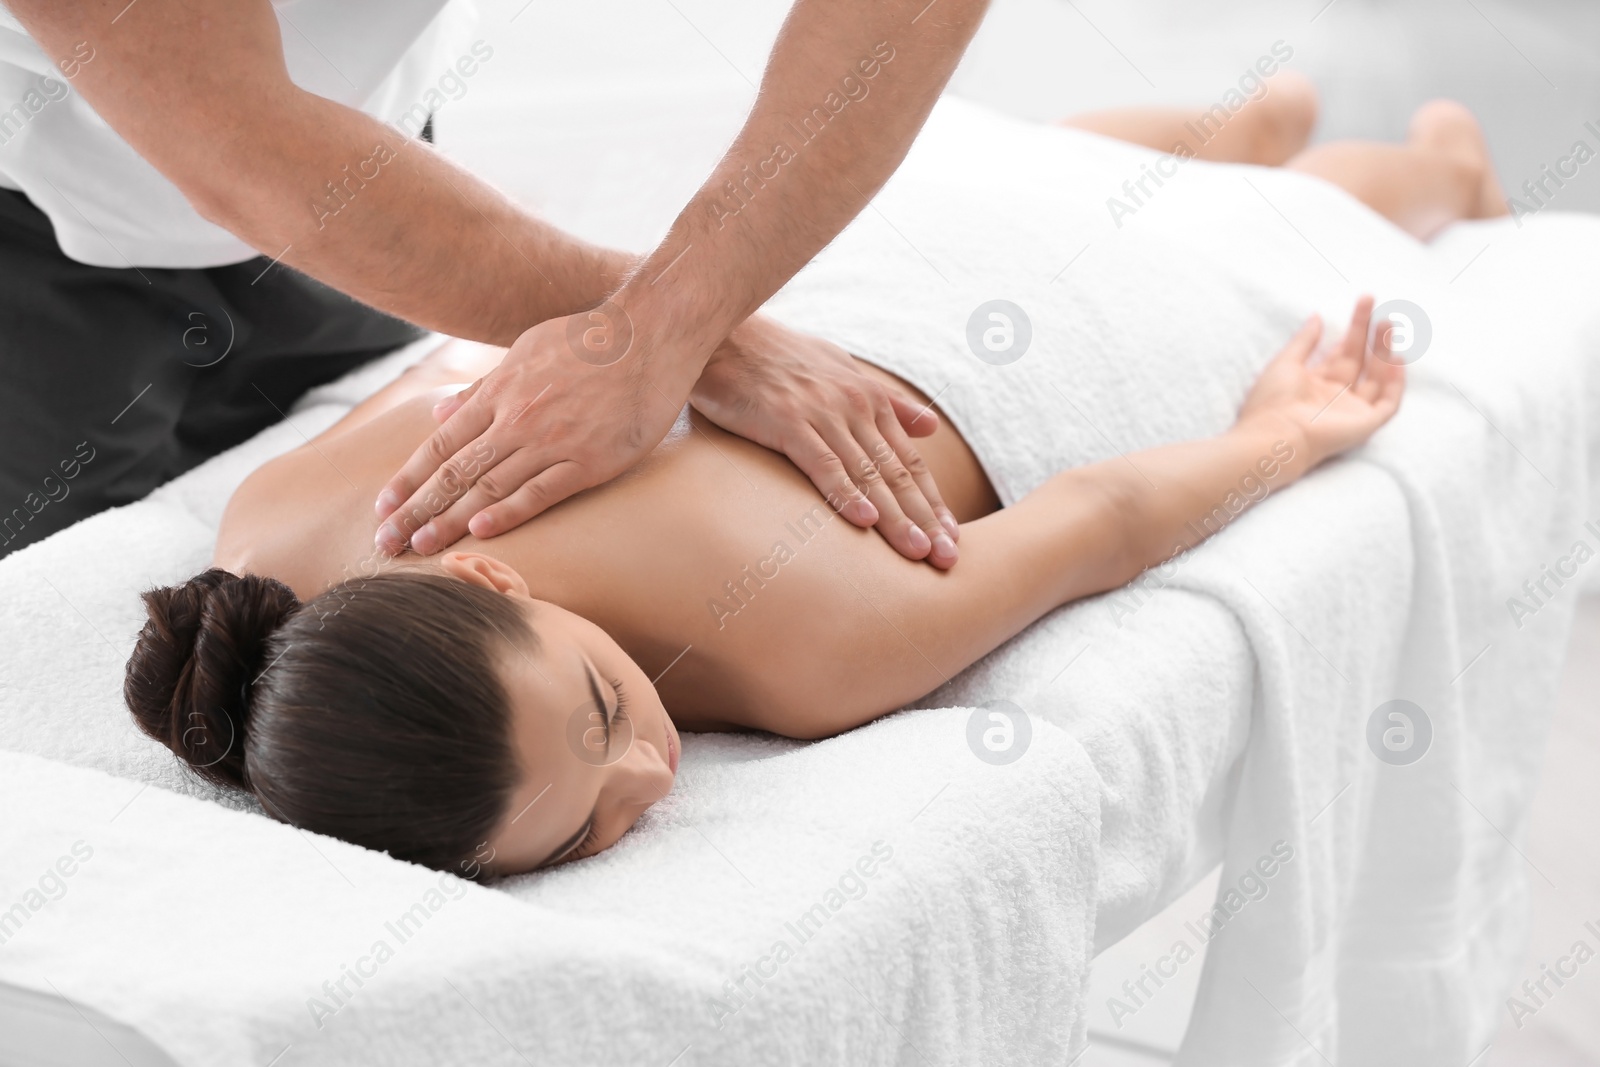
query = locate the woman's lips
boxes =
[666,728,680,774]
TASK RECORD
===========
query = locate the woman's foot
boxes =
[1407,99,1509,219]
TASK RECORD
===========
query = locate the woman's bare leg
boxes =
[1061,70,1320,165]
[1286,99,1510,240]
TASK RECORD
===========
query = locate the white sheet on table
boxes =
[757,98,1600,1064]
[3,95,1599,1065]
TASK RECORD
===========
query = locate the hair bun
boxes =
[125,568,300,789]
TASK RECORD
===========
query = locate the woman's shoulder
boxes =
[212,446,365,600]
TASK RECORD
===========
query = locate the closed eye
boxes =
[571,819,602,861]
[610,675,631,724]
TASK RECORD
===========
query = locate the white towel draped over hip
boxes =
[763,97,1600,1065]
[2,95,1598,1065]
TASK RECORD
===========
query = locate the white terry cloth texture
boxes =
[0,731,1098,1066]
[759,97,1600,1064]
[0,357,1102,1066]
[0,94,1597,1065]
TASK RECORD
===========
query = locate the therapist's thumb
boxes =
[890,391,940,437]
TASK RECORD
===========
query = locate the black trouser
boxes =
[0,188,424,558]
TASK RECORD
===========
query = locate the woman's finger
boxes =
[1326,296,1375,382]
[1354,321,1395,402]
[1281,313,1325,365]
[1368,325,1407,411]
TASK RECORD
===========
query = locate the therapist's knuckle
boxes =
[773,397,805,427]
[839,385,873,418]
[474,468,512,501]
[476,374,509,403]
[831,491,866,523]
[882,462,917,495]
[864,380,893,407]
[865,437,896,466]
[423,434,455,466]
[807,440,843,471]
[435,458,468,496]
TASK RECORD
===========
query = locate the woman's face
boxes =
[483,596,679,875]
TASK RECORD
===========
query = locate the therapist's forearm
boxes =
[613,0,991,380]
[193,93,638,347]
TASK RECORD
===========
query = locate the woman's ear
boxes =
[437,552,530,597]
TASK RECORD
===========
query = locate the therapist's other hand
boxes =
[691,316,959,568]
[374,312,687,555]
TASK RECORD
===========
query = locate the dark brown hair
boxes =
[124,568,531,876]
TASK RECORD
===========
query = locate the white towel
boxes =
[0,720,1101,1066]
[3,95,1598,1065]
[1,351,1106,1065]
[762,97,1600,1064]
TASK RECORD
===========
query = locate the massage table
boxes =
[5,1,1600,1062]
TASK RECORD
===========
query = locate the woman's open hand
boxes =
[691,315,960,569]
[1237,296,1406,466]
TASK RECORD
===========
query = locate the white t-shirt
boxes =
[0,0,477,268]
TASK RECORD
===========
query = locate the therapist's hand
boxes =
[692,316,959,568]
[373,310,690,556]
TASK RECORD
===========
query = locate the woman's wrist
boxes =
[1233,408,1316,474]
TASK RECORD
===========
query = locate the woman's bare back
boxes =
[215,349,1009,734]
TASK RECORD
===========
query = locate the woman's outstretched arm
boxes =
[765,299,1401,734]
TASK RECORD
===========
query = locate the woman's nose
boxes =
[614,747,674,810]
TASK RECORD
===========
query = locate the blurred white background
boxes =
[442,2,1600,1062]
[443,0,1600,235]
